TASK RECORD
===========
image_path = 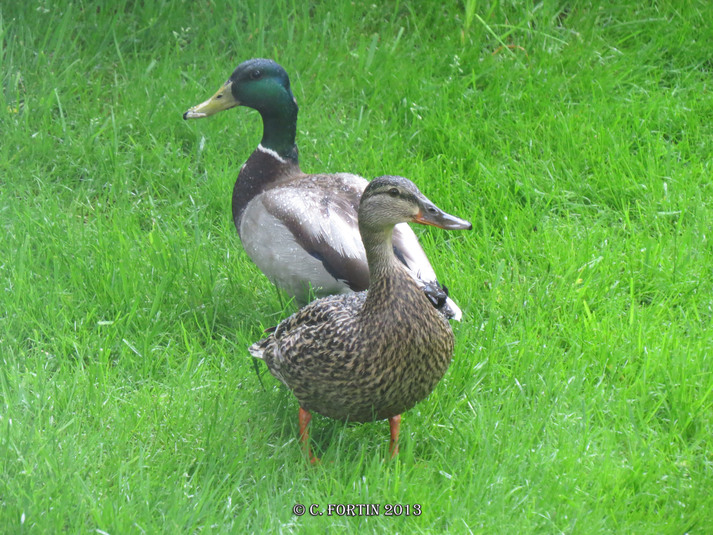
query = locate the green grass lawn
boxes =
[2,0,712,532]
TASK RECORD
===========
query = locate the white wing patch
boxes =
[316,207,364,259]
[393,223,462,321]
[266,187,365,260]
[240,194,357,300]
[393,222,437,281]
[238,176,463,319]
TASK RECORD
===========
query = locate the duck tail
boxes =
[248,338,268,359]
[248,324,278,359]
[422,281,463,321]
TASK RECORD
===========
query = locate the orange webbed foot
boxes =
[299,407,320,465]
[388,414,401,459]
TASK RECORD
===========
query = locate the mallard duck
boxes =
[183,58,463,319]
[249,175,471,462]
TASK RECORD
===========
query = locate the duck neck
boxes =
[360,225,404,284]
[258,97,299,162]
[360,223,419,320]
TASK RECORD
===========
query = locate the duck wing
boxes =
[239,172,462,318]
[248,292,366,384]
[239,173,369,303]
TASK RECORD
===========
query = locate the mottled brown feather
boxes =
[249,176,462,424]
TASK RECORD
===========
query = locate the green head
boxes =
[184,58,299,158]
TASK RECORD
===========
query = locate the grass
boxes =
[1,0,712,532]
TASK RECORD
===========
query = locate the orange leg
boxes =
[389,414,401,458]
[298,407,319,464]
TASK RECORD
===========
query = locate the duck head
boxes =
[183,58,296,119]
[183,58,299,159]
[359,176,472,233]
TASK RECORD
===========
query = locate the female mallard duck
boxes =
[249,175,471,462]
[183,58,463,320]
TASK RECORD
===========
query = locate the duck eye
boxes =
[388,188,400,197]
[250,69,263,80]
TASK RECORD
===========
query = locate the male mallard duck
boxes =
[248,176,471,462]
[183,58,463,319]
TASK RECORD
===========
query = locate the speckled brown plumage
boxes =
[252,265,453,422]
[249,176,471,459]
